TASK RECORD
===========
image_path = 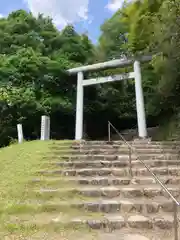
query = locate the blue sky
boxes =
[0,0,124,42]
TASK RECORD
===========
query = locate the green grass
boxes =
[0,140,100,239]
[0,141,51,205]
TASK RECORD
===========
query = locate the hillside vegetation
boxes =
[0,0,180,144]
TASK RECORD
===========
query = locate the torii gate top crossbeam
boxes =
[68,55,152,74]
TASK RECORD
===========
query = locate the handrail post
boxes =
[108,121,111,142]
[174,202,178,240]
[129,147,133,178]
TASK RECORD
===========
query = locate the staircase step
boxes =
[70,140,180,145]
[10,212,175,230]
[50,213,177,230]
[32,176,180,186]
[25,197,177,214]
[35,185,180,199]
[51,145,180,153]
[71,214,174,230]
[49,149,180,155]
[38,166,180,177]
[47,159,180,168]
[53,144,179,151]
[44,155,128,161]
[44,154,179,161]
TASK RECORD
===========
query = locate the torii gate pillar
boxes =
[75,72,84,140]
[134,61,147,138]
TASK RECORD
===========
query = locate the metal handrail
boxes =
[108,121,133,176]
[108,121,179,240]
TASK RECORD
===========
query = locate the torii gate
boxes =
[68,56,151,140]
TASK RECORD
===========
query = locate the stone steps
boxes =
[38,166,180,177]
[22,197,178,214]
[52,144,180,151]
[49,149,180,155]
[45,153,179,161]
[33,140,180,239]
[35,184,180,199]
[32,176,180,186]
[71,214,175,230]
[70,140,180,145]
[46,159,180,168]
[53,145,179,150]
[12,212,175,230]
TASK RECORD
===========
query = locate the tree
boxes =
[0,10,93,146]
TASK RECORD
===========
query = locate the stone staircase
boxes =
[34,140,180,239]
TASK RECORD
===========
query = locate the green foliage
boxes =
[0,10,93,146]
[1,1,180,144]
[98,9,129,60]
[92,0,180,138]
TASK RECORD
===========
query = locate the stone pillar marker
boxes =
[41,115,50,140]
[17,124,24,143]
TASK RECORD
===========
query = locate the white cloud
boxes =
[106,0,126,12]
[25,0,90,28]
[0,14,3,18]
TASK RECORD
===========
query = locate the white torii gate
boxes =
[68,56,151,140]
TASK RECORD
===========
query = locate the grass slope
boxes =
[0,141,51,209]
